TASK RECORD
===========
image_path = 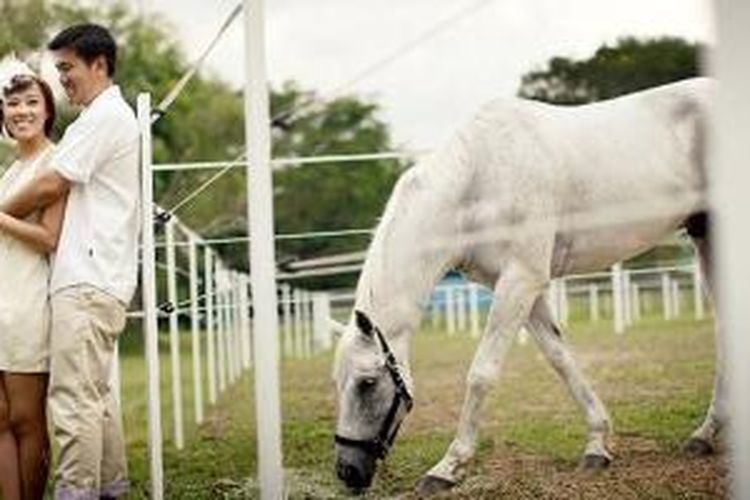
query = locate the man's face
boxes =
[53,48,102,106]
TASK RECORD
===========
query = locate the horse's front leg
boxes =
[416,263,545,495]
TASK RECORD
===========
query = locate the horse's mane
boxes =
[354,135,469,322]
[354,166,420,313]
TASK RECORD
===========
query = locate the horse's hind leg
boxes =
[685,236,727,455]
[525,297,612,468]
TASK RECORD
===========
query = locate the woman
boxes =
[0,72,65,500]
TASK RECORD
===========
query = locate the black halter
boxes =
[335,312,414,459]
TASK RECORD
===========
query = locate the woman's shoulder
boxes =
[35,144,57,173]
[0,158,21,185]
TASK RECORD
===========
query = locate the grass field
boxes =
[114,316,726,499]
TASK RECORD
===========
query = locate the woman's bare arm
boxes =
[0,169,70,219]
[0,194,67,253]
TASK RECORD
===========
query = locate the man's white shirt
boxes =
[50,85,140,304]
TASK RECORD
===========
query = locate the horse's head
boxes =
[333,310,413,492]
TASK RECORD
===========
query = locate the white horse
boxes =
[333,77,719,494]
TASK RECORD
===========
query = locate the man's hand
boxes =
[1,169,71,219]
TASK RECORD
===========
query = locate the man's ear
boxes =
[354,310,374,338]
[93,55,108,77]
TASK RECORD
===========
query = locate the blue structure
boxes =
[428,271,493,313]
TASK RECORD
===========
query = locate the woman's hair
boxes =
[0,74,57,138]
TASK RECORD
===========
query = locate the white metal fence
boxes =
[116,1,749,499]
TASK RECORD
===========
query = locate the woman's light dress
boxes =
[0,146,54,373]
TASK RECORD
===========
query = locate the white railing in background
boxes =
[328,258,709,344]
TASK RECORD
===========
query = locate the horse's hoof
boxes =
[582,453,611,471]
[415,475,456,496]
[684,437,714,457]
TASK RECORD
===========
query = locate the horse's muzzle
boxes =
[335,444,377,491]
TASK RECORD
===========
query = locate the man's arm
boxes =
[0,169,71,219]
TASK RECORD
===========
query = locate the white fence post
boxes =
[225,273,236,382]
[712,1,750,493]
[298,290,308,357]
[559,278,569,327]
[661,272,673,320]
[188,234,204,424]
[230,273,240,381]
[611,263,625,334]
[623,271,633,326]
[671,278,681,319]
[589,284,600,322]
[204,249,217,404]
[456,285,467,333]
[293,288,303,358]
[216,264,227,392]
[430,296,440,331]
[305,290,314,356]
[281,284,292,357]
[165,219,184,449]
[445,287,456,335]
[225,271,235,383]
[312,292,333,352]
[243,0,284,493]
[693,258,705,320]
[137,93,163,500]
[240,274,252,368]
[547,279,560,322]
[469,283,480,338]
[234,275,243,372]
[632,282,641,323]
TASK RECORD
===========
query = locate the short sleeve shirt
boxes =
[50,85,140,304]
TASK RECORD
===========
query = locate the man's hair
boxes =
[48,23,117,77]
[0,75,57,138]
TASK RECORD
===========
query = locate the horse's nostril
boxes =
[337,461,368,489]
[337,462,355,481]
[336,461,348,480]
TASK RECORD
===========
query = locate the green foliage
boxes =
[270,84,404,287]
[518,37,701,104]
[0,0,51,55]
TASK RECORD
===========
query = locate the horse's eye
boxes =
[358,377,377,392]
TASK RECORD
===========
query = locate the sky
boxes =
[132,0,714,150]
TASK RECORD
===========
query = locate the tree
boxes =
[273,86,404,287]
[0,0,50,55]
[182,83,405,289]
[518,37,701,104]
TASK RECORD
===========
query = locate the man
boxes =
[1,24,139,499]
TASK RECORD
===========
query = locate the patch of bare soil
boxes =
[402,435,727,499]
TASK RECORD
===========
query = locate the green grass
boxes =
[114,317,722,498]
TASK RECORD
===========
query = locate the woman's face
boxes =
[2,81,49,143]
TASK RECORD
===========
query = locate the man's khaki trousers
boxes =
[50,285,128,500]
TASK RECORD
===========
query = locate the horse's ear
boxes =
[355,310,374,338]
